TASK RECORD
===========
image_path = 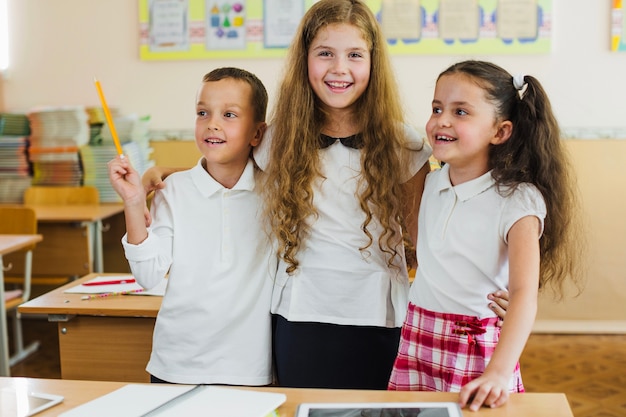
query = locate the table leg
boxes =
[94,221,104,273]
[84,220,103,274]
[0,255,11,376]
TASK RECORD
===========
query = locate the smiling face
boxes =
[194,78,265,183]
[307,23,371,123]
[425,73,512,184]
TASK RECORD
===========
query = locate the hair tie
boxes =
[513,73,526,90]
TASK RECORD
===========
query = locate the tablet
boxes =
[295,402,463,417]
[1,388,64,417]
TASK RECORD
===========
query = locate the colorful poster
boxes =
[148,0,190,52]
[138,0,552,60]
[611,0,626,51]
[205,1,246,50]
[263,0,305,48]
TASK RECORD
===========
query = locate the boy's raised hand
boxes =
[108,156,145,205]
[108,156,152,229]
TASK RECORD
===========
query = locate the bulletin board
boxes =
[611,0,626,51]
[138,0,552,61]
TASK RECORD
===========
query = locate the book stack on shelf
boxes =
[0,113,32,203]
[81,113,154,202]
[27,106,90,187]
[0,107,154,201]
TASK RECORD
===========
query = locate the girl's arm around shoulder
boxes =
[142,165,187,194]
[402,161,430,247]
[400,125,432,246]
[459,215,541,411]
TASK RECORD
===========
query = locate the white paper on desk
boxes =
[58,384,195,417]
[63,275,167,296]
[58,384,286,417]
[152,386,286,416]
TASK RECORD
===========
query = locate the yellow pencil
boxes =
[94,77,124,157]
[81,288,144,300]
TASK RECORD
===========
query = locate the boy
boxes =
[108,67,273,385]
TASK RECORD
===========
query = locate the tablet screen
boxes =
[295,402,463,417]
[1,388,64,417]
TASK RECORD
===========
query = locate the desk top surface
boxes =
[0,203,124,222]
[19,273,162,317]
[0,377,573,417]
[0,234,43,255]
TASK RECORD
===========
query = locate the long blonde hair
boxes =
[262,0,412,273]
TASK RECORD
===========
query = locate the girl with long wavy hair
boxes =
[253,0,430,389]
[141,1,511,390]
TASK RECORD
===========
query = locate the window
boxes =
[0,0,9,71]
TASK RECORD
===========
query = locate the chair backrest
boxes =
[0,207,38,252]
[0,207,38,290]
[24,186,100,205]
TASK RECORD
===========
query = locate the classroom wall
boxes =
[2,0,626,332]
[2,0,626,132]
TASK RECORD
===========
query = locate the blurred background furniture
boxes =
[0,232,43,376]
[4,186,101,287]
[0,207,42,369]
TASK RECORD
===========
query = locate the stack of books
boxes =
[27,106,90,186]
[81,114,154,202]
[0,107,155,197]
[0,113,32,202]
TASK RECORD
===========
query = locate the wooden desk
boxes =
[0,234,43,376]
[0,203,124,275]
[27,203,124,274]
[0,377,574,417]
[19,273,161,382]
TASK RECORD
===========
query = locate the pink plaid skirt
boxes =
[388,303,524,392]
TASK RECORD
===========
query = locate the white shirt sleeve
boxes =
[400,124,432,183]
[122,187,174,290]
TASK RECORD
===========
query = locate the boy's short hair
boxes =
[202,67,268,123]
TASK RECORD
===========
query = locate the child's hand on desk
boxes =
[459,370,510,411]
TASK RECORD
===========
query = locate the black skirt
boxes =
[272,314,401,389]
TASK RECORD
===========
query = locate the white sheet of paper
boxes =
[497,0,538,39]
[438,0,480,40]
[153,386,286,417]
[58,384,194,417]
[63,275,167,296]
[381,0,422,40]
[263,0,305,48]
[58,385,286,417]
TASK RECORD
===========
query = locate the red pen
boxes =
[83,278,136,286]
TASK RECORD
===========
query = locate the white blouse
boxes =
[254,125,432,328]
[122,159,276,385]
[410,164,547,318]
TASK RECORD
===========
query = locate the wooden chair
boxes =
[24,185,100,205]
[0,206,40,366]
[6,186,101,286]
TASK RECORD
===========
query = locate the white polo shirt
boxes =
[254,125,432,328]
[122,158,275,385]
[409,164,546,318]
